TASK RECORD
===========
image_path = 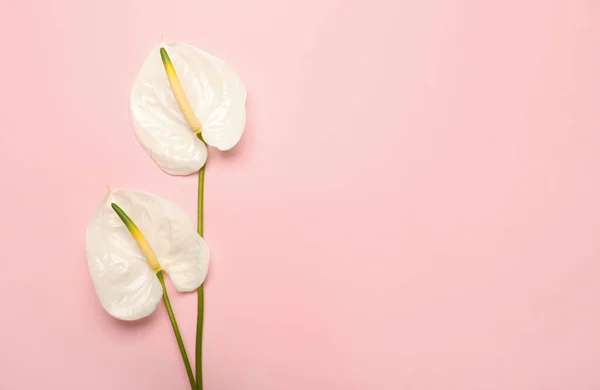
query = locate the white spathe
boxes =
[130,41,247,175]
[85,189,209,320]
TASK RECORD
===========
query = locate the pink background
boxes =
[1,0,599,389]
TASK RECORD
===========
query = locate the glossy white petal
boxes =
[130,41,247,175]
[85,190,210,320]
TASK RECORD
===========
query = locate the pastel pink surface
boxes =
[1,0,599,389]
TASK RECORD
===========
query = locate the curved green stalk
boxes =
[196,162,206,390]
[157,271,196,390]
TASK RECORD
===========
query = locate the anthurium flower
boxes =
[85,189,210,320]
[130,40,247,175]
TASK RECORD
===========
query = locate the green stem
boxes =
[157,271,196,390]
[196,162,206,390]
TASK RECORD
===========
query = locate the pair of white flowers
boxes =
[85,41,246,320]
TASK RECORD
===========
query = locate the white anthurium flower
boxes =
[130,40,247,175]
[85,189,209,320]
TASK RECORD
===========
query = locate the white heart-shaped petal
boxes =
[85,189,209,320]
[130,41,247,175]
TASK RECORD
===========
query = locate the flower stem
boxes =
[157,271,196,390]
[196,162,206,390]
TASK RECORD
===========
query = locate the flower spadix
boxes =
[85,189,209,320]
[130,39,247,175]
